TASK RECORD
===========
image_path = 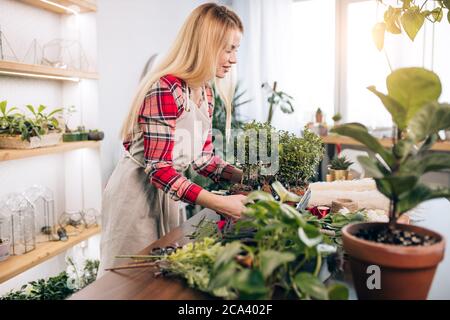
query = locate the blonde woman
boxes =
[99,3,246,273]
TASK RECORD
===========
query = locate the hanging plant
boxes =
[373,0,450,50]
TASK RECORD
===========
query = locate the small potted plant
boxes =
[315,108,323,123]
[62,106,80,142]
[328,155,353,181]
[331,67,449,299]
[332,113,342,127]
[77,126,89,141]
[88,129,105,141]
[0,101,63,149]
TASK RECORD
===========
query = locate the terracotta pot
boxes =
[342,222,445,300]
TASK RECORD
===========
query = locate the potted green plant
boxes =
[332,113,342,127]
[0,101,63,149]
[88,129,105,141]
[315,108,323,123]
[328,155,353,181]
[276,128,325,199]
[331,67,449,299]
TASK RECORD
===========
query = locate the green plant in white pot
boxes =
[331,67,450,300]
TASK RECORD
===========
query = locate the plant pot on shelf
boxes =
[342,222,445,300]
[63,132,81,142]
[79,132,89,141]
[88,131,104,141]
[0,132,62,149]
[0,239,10,262]
[328,168,350,181]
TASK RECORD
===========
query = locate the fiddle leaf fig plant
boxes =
[331,67,450,229]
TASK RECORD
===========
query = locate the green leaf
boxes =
[298,224,323,248]
[408,102,450,143]
[400,6,425,41]
[384,6,402,34]
[38,104,46,114]
[444,0,450,9]
[367,86,407,129]
[330,123,395,168]
[372,22,386,51]
[232,269,268,299]
[375,176,419,198]
[0,101,7,115]
[47,108,64,117]
[259,250,295,280]
[387,68,442,126]
[26,105,36,115]
[245,191,275,203]
[357,155,384,178]
[397,184,450,214]
[448,9,450,24]
[294,272,328,300]
[214,242,242,269]
[403,153,450,175]
[328,283,349,300]
[430,7,444,22]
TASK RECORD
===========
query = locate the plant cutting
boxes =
[331,67,449,299]
[116,182,349,300]
[328,155,354,181]
[0,101,63,149]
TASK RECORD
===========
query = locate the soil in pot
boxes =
[343,222,445,300]
[229,183,253,196]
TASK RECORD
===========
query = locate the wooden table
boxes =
[70,200,450,300]
[70,209,219,300]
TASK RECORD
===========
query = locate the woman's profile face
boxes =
[216,29,242,79]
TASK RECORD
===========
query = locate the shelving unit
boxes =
[0,226,101,284]
[19,0,97,14]
[321,134,450,152]
[0,141,100,162]
[0,60,99,81]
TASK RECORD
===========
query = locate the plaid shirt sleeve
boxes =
[191,85,240,183]
[138,75,203,205]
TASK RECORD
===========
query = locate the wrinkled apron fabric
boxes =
[98,85,210,276]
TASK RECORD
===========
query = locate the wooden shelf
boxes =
[0,141,100,162]
[19,0,97,14]
[321,134,450,152]
[0,60,99,81]
[0,226,101,284]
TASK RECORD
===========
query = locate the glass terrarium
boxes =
[23,185,57,242]
[0,200,12,261]
[4,193,36,255]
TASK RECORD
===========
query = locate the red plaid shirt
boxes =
[124,75,236,205]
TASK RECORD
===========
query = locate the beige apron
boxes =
[98,84,210,276]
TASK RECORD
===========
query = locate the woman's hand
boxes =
[196,190,247,220]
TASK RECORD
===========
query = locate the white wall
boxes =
[97,0,214,184]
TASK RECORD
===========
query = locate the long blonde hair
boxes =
[121,3,243,141]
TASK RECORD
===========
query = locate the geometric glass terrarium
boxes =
[0,200,12,261]
[4,193,36,255]
[23,185,57,242]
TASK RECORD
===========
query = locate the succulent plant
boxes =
[329,155,353,170]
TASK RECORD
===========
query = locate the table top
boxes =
[70,199,450,300]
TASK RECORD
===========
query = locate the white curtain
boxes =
[231,0,294,131]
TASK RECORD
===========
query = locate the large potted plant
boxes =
[331,67,449,299]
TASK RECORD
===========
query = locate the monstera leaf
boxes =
[331,123,395,168]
